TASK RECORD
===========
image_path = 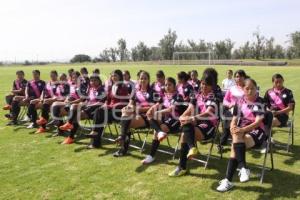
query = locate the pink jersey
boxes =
[223,85,244,108]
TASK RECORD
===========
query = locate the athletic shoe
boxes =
[113,149,127,157]
[21,115,30,122]
[5,114,13,120]
[36,117,47,126]
[216,178,234,192]
[61,137,74,145]
[141,155,155,164]
[238,167,250,183]
[157,131,167,142]
[6,120,17,126]
[36,127,46,134]
[187,147,199,159]
[59,122,73,131]
[3,105,11,110]
[168,166,187,177]
[27,123,37,129]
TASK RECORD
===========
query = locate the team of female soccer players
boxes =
[3,67,295,192]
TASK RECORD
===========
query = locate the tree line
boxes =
[70,29,300,63]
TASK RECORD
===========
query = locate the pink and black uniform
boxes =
[234,96,266,147]
[157,92,186,132]
[264,87,295,126]
[188,79,201,93]
[91,83,130,147]
[6,79,27,105]
[223,85,244,109]
[191,92,218,140]
[151,81,165,101]
[176,82,194,103]
[26,79,46,124]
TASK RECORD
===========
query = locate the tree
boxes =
[99,49,111,62]
[131,42,152,61]
[214,39,234,59]
[70,54,91,63]
[117,38,128,61]
[252,28,265,60]
[288,31,300,58]
[159,29,177,60]
[109,48,117,62]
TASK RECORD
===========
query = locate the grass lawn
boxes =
[0,63,299,200]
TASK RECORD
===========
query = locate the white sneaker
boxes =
[22,115,30,122]
[216,178,234,192]
[239,167,250,182]
[141,155,155,165]
[26,123,36,129]
[157,131,167,142]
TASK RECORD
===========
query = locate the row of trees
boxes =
[70,29,300,63]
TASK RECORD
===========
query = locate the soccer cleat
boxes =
[168,166,187,177]
[238,168,250,183]
[6,120,17,126]
[36,127,46,134]
[141,155,155,165]
[61,137,74,145]
[3,105,11,110]
[216,179,234,192]
[187,147,199,159]
[36,117,47,126]
[27,123,37,129]
[5,114,13,120]
[157,131,168,142]
[59,122,74,131]
[113,149,127,157]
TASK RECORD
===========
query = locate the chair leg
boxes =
[204,140,214,169]
[141,131,149,153]
[260,143,269,184]
[173,135,181,160]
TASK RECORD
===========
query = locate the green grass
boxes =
[0,63,299,200]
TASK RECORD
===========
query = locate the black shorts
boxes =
[195,120,215,140]
[162,117,181,133]
[83,105,99,119]
[248,127,266,147]
[139,114,150,127]
[276,113,289,127]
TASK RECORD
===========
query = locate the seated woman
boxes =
[216,78,266,192]
[168,74,218,177]
[264,73,295,127]
[220,70,247,146]
[176,71,194,102]
[18,70,46,129]
[51,71,84,136]
[188,70,201,93]
[151,70,165,97]
[141,77,186,164]
[87,70,129,149]
[35,70,66,133]
[5,70,28,125]
[59,75,106,144]
[113,71,155,157]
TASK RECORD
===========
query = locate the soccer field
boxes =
[0,63,299,200]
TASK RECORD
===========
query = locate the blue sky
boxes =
[0,0,299,61]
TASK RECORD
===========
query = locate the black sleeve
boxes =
[263,90,271,108]
[12,81,17,90]
[288,89,295,104]
[232,103,239,116]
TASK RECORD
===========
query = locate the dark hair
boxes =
[16,70,24,75]
[166,77,176,87]
[32,70,40,75]
[68,68,74,74]
[93,68,100,74]
[156,70,165,78]
[228,69,233,73]
[272,73,284,82]
[203,68,218,86]
[60,73,67,79]
[50,70,58,76]
[201,74,214,87]
[136,70,144,78]
[234,69,248,79]
[80,67,88,75]
[245,78,257,88]
[72,71,81,78]
[123,70,131,79]
[90,75,102,85]
[190,70,198,76]
[177,71,190,82]
[112,69,123,82]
